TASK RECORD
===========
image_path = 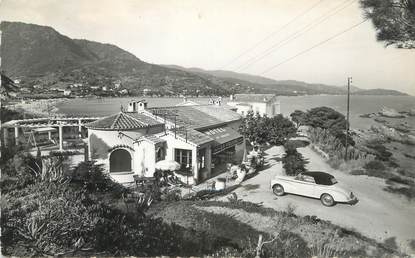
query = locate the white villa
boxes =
[227,94,280,117]
[85,100,245,184]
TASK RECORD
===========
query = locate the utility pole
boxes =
[345,77,352,161]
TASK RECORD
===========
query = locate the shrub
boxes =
[1,182,97,256]
[364,160,386,171]
[386,176,414,186]
[286,139,309,148]
[69,161,127,197]
[160,188,182,202]
[350,169,366,175]
[282,145,308,176]
[365,142,392,161]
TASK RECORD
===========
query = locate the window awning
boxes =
[203,127,244,154]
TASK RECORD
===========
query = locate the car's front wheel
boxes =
[320,193,335,207]
[272,184,285,196]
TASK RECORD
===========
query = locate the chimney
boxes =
[137,100,148,112]
[215,97,222,106]
[127,100,147,112]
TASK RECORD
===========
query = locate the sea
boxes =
[55,94,415,172]
[56,95,415,130]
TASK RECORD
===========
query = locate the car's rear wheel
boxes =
[272,184,285,196]
[320,193,335,207]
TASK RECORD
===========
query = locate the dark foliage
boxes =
[360,0,415,49]
[364,160,386,171]
[0,148,40,192]
[282,143,309,176]
[290,109,307,128]
[238,111,296,146]
[1,106,35,123]
[286,139,310,148]
[0,71,18,97]
[293,106,355,147]
[69,160,127,197]
[365,142,393,161]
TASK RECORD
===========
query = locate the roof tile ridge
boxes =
[110,112,123,129]
[123,112,148,126]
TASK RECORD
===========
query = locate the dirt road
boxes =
[231,146,415,254]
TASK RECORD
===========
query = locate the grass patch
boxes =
[191,200,402,257]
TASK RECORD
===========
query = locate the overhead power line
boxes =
[235,0,356,72]
[259,19,368,75]
[218,0,325,70]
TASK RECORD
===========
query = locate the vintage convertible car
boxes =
[270,171,358,206]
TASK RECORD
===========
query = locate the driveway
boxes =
[231,146,415,254]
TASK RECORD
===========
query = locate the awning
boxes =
[203,127,244,154]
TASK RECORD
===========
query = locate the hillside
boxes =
[353,88,408,96]
[0,21,242,96]
[163,65,353,95]
[1,21,409,97]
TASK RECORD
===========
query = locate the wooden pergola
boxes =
[2,116,101,150]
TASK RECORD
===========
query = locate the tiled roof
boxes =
[192,105,242,125]
[231,94,276,103]
[169,128,213,146]
[142,135,166,144]
[202,126,243,147]
[86,112,162,130]
[148,105,242,130]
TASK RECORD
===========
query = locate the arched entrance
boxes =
[109,149,132,172]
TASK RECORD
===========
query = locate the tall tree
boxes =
[239,112,296,146]
[290,110,307,128]
[238,110,261,144]
[360,0,415,49]
[267,114,297,146]
[303,106,354,146]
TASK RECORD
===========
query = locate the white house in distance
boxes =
[85,100,244,185]
[227,94,280,117]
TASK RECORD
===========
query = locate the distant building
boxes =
[85,100,244,185]
[227,94,280,117]
[71,83,83,88]
[143,88,151,95]
[63,89,72,96]
[114,81,121,89]
[208,97,222,106]
[102,86,108,91]
[119,89,129,95]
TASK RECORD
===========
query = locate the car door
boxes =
[292,174,317,197]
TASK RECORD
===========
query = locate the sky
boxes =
[1,0,414,95]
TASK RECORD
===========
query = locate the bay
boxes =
[57,95,415,130]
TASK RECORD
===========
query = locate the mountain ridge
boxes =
[1,21,409,96]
